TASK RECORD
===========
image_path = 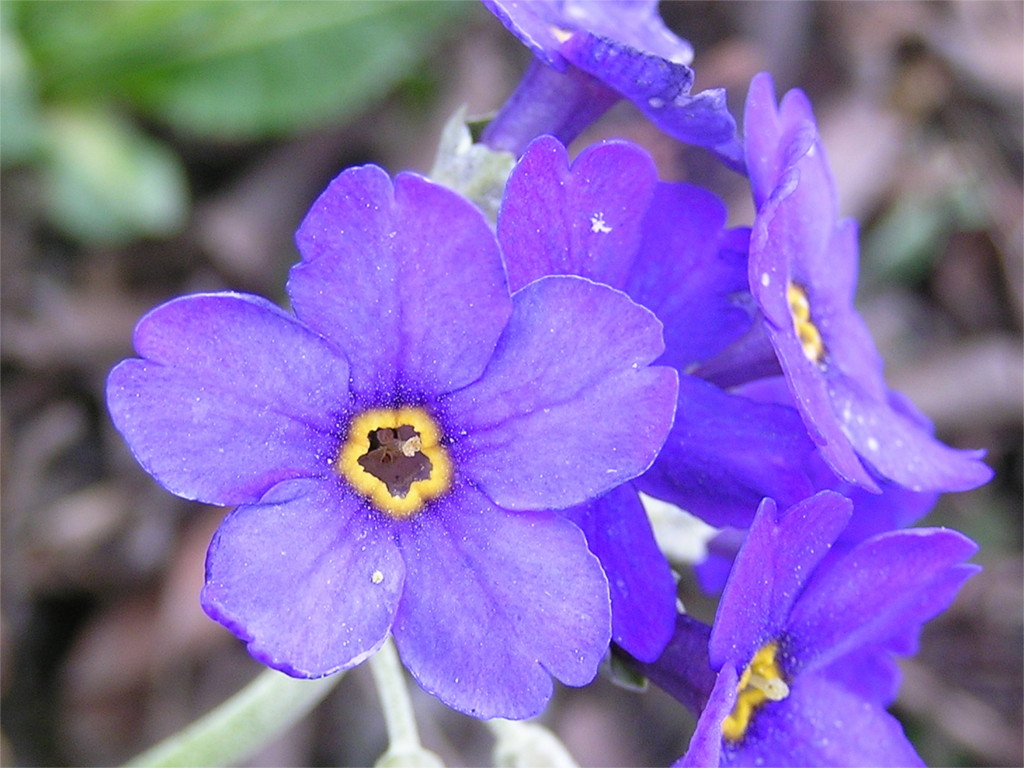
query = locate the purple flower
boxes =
[742,72,992,493]
[480,0,741,166]
[639,490,980,766]
[501,136,816,527]
[106,165,679,719]
[492,135,814,660]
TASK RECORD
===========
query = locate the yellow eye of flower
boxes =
[721,641,790,742]
[336,406,452,519]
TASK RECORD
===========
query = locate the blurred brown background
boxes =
[2,1,1021,766]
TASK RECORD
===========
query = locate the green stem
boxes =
[368,636,423,750]
[488,719,580,768]
[125,667,341,768]
[368,637,444,768]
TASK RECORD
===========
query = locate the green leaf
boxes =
[41,106,189,244]
[17,0,468,139]
[0,2,43,163]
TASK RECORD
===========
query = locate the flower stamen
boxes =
[721,641,790,742]
[787,282,825,364]
[336,407,452,519]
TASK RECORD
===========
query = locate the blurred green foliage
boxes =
[2,0,467,244]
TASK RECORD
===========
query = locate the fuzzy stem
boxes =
[125,667,340,768]
[369,637,444,768]
[488,719,580,768]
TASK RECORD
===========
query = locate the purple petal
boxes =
[561,484,676,662]
[560,32,738,150]
[201,478,404,677]
[740,377,941,541]
[481,0,693,70]
[558,0,694,63]
[829,376,994,492]
[692,312,784,389]
[808,220,888,404]
[749,177,879,490]
[676,661,737,767]
[482,60,619,155]
[631,614,717,717]
[694,528,745,596]
[627,188,751,369]
[786,527,980,674]
[817,646,903,706]
[106,293,349,505]
[391,482,610,719]
[806,450,939,545]
[481,0,577,69]
[743,71,837,220]
[636,376,815,528]
[445,275,677,510]
[709,492,852,670]
[498,135,658,292]
[289,166,512,400]
[723,672,924,767]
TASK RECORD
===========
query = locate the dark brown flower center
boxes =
[357,425,432,498]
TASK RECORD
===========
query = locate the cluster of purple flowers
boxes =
[107,1,992,764]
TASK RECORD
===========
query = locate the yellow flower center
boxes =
[787,282,825,364]
[721,641,790,742]
[335,406,452,519]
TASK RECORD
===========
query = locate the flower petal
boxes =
[723,672,924,767]
[560,32,738,151]
[445,275,677,510]
[636,376,815,528]
[709,492,852,670]
[632,614,717,717]
[817,646,903,706]
[750,176,879,490]
[481,0,693,70]
[106,293,350,505]
[391,482,611,719]
[744,72,837,225]
[481,60,619,155]
[201,478,404,678]
[829,377,994,492]
[676,661,737,767]
[561,484,676,662]
[628,191,751,369]
[786,527,980,675]
[498,135,658,292]
[290,165,512,400]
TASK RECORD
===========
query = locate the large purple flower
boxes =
[106,165,679,719]
[495,135,815,659]
[638,491,979,766]
[742,72,991,493]
[480,0,741,166]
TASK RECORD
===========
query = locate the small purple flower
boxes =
[106,165,679,719]
[639,490,980,766]
[480,0,741,166]
[743,72,992,493]
[501,136,816,527]
[493,135,814,660]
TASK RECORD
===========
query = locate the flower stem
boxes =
[368,636,444,767]
[124,667,341,768]
[488,719,580,768]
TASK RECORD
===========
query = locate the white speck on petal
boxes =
[866,437,879,452]
[371,570,384,585]
[760,272,771,287]
[590,213,612,234]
